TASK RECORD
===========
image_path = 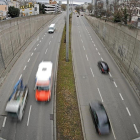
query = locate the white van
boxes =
[48,24,55,33]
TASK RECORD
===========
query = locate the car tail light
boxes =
[102,68,104,72]
[98,128,101,135]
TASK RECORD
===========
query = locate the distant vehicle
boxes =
[98,61,109,73]
[5,79,29,121]
[48,24,55,33]
[89,101,111,135]
[77,15,79,17]
[35,61,53,102]
[81,14,83,16]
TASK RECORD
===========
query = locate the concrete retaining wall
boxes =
[0,14,55,76]
[86,16,140,94]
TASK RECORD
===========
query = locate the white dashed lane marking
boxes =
[86,55,88,61]
[97,88,103,102]
[31,53,33,56]
[23,66,26,70]
[45,48,48,54]
[101,58,103,61]
[2,117,7,127]
[98,52,100,55]
[27,105,32,126]
[119,93,124,100]
[113,81,117,87]
[37,44,39,46]
[28,58,30,62]
[83,46,85,50]
[109,72,112,77]
[134,124,139,134]
[19,74,22,80]
[90,67,94,77]
[126,107,131,116]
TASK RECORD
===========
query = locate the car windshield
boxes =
[102,63,108,70]
[37,86,49,91]
[49,27,54,30]
[8,112,18,117]
[98,111,108,126]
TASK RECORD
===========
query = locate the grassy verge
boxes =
[56,15,84,140]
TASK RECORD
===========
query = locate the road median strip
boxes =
[56,14,84,140]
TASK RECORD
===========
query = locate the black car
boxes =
[89,101,111,135]
[77,15,79,17]
[98,61,109,73]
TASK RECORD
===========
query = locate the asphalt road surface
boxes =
[0,12,65,140]
[72,13,140,140]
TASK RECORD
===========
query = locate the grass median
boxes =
[56,14,84,140]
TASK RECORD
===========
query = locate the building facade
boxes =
[0,0,8,19]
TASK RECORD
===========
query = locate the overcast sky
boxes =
[37,0,92,5]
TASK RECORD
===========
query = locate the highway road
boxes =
[72,14,140,140]
[0,12,65,140]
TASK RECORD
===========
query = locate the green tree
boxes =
[122,7,128,25]
[114,11,122,22]
[38,3,45,14]
[8,6,20,18]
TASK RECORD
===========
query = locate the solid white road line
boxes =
[109,119,116,139]
[98,52,100,55]
[31,53,33,56]
[134,124,139,134]
[113,81,117,87]
[119,93,124,100]
[23,65,26,70]
[101,58,103,61]
[86,55,88,61]
[19,74,22,80]
[90,67,94,77]
[27,105,32,126]
[109,72,112,77]
[2,117,7,127]
[97,88,103,102]
[45,48,48,54]
[28,58,30,62]
[34,48,36,51]
[126,107,131,116]
[83,46,85,50]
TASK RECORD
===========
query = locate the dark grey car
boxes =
[89,101,111,135]
[98,61,109,73]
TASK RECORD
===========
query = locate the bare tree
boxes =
[87,4,93,13]
[61,4,66,11]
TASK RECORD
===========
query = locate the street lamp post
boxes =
[66,0,69,62]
